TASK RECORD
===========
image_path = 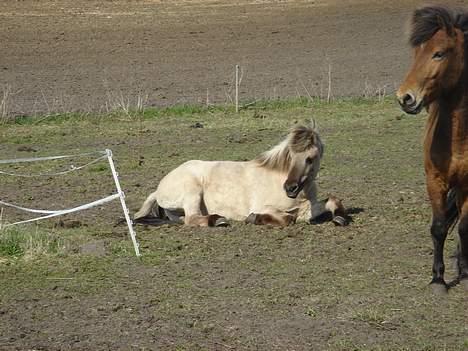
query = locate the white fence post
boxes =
[235,64,240,113]
[106,149,141,257]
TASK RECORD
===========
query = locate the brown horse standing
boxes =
[397,6,468,293]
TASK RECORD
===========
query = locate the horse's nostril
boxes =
[402,93,416,106]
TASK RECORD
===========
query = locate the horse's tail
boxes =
[446,188,466,285]
[133,192,176,226]
[134,192,160,220]
[446,188,460,234]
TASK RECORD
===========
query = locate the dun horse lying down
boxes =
[134,123,347,227]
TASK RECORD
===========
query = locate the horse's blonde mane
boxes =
[254,122,323,172]
[254,139,292,172]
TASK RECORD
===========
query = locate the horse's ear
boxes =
[457,13,468,35]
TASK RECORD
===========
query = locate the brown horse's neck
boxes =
[426,79,468,164]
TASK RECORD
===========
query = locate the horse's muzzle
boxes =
[397,93,424,115]
[284,181,304,198]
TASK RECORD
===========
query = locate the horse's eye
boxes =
[432,51,446,61]
[306,157,314,164]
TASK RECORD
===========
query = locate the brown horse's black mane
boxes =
[410,6,468,47]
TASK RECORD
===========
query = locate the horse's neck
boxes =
[426,87,468,158]
[424,43,468,169]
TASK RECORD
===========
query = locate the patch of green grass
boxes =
[0,228,24,256]
[12,112,91,125]
[89,164,108,172]
[0,226,66,258]
[5,96,395,126]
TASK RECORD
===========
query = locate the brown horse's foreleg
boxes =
[245,212,296,226]
[427,179,450,293]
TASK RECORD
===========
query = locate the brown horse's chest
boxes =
[425,129,468,187]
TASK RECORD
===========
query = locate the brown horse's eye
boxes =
[306,157,314,164]
[432,51,446,61]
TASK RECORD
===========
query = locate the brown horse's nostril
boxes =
[401,93,416,107]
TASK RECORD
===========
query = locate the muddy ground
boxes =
[0,0,464,116]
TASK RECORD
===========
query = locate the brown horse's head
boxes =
[397,6,467,114]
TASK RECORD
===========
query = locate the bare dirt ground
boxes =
[0,0,464,116]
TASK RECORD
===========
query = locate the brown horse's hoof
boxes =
[430,282,448,295]
[214,217,230,227]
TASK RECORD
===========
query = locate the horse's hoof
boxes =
[430,282,448,295]
[245,213,257,224]
[214,217,230,227]
[332,216,347,226]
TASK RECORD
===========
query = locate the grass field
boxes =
[0,98,467,350]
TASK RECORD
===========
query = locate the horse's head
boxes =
[283,123,323,198]
[397,6,467,114]
[254,122,324,198]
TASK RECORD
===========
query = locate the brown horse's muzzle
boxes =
[397,91,424,115]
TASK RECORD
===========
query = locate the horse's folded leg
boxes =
[310,200,332,224]
[327,196,349,226]
[245,212,289,226]
[207,214,230,227]
[245,213,258,224]
[332,215,348,226]
[284,214,296,226]
[214,216,230,227]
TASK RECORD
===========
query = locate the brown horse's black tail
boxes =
[446,188,460,233]
[447,188,466,284]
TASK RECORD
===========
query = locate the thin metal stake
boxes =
[235,64,239,113]
[0,207,3,230]
[106,149,141,257]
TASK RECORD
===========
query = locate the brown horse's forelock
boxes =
[410,6,468,47]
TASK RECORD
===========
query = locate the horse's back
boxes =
[157,159,257,219]
[155,160,246,210]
